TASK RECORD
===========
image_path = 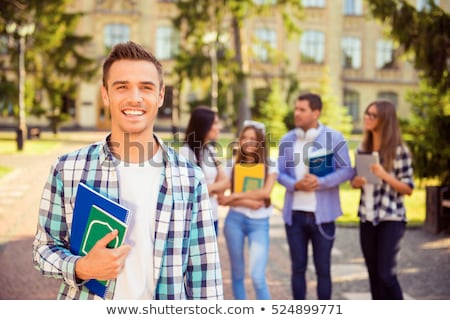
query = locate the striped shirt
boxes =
[32,134,223,300]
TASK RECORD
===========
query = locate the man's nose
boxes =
[129,88,143,103]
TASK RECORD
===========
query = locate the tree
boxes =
[256,80,288,142]
[404,78,450,185]
[367,1,450,184]
[0,0,96,133]
[174,0,303,133]
[313,67,353,138]
[366,0,450,94]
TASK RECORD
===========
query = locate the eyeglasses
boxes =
[364,111,378,120]
[243,120,265,133]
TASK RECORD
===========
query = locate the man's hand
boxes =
[75,230,131,281]
[295,173,319,192]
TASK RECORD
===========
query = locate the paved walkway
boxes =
[0,131,449,300]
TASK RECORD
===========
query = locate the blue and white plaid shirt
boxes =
[32,134,223,300]
[358,144,414,225]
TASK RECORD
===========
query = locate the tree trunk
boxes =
[424,186,450,234]
[232,17,250,135]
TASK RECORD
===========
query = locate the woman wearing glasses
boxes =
[351,100,414,299]
[218,120,278,299]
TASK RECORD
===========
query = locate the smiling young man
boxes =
[32,41,223,300]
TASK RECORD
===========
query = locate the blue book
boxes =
[71,182,130,299]
[308,149,334,177]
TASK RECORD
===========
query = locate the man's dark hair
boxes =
[102,41,164,89]
[297,93,322,111]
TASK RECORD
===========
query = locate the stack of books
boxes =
[71,182,130,298]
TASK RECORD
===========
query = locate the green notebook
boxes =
[80,204,128,286]
[242,176,264,191]
[80,204,128,255]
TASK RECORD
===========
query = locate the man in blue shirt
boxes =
[277,93,353,300]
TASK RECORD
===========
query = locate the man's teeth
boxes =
[123,110,144,116]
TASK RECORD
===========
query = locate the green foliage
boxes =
[174,0,304,125]
[366,0,450,94]
[0,75,16,116]
[0,0,96,131]
[313,68,353,137]
[255,81,288,142]
[283,108,295,131]
[404,79,450,185]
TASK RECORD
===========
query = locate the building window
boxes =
[104,23,130,50]
[0,35,8,54]
[253,28,276,63]
[156,26,179,60]
[302,0,326,7]
[376,39,396,69]
[0,99,13,116]
[378,91,398,107]
[343,89,360,121]
[343,0,362,15]
[300,30,325,64]
[416,0,439,11]
[342,37,361,69]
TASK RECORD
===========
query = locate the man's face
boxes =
[101,59,165,139]
[294,99,319,131]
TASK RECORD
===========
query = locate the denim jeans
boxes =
[360,221,405,300]
[223,209,271,300]
[285,211,335,299]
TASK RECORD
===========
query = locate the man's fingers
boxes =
[96,229,118,248]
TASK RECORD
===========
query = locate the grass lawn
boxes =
[0,165,12,179]
[0,131,61,179]
[271,180,425,227]
[0,132,61,155]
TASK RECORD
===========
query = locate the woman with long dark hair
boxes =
[179,106,228,236]
[351,100,414,299]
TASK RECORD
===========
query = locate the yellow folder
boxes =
[233,163,265,193]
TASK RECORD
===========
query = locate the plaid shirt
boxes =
[32,134,223,300]
[358,144,414,225]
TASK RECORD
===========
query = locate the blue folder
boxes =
[71,182,130,298]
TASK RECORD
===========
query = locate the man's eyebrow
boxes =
[111,80,128,87]
[111,80,157,87]
[140,81,157,87]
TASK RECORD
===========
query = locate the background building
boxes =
[2,0,448,133]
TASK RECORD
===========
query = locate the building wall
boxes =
[7,0,447,132]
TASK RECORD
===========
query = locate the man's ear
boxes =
[158,85,165,108]
[313,109,321,119]
[101,86,110,107]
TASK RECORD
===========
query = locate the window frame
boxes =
[300,30,325,64]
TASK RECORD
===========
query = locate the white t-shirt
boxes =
[113,147,163,300]
[224,159,278,219]
[291,126,322,212]
[179,144,219,221]
[292,138,317,212]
